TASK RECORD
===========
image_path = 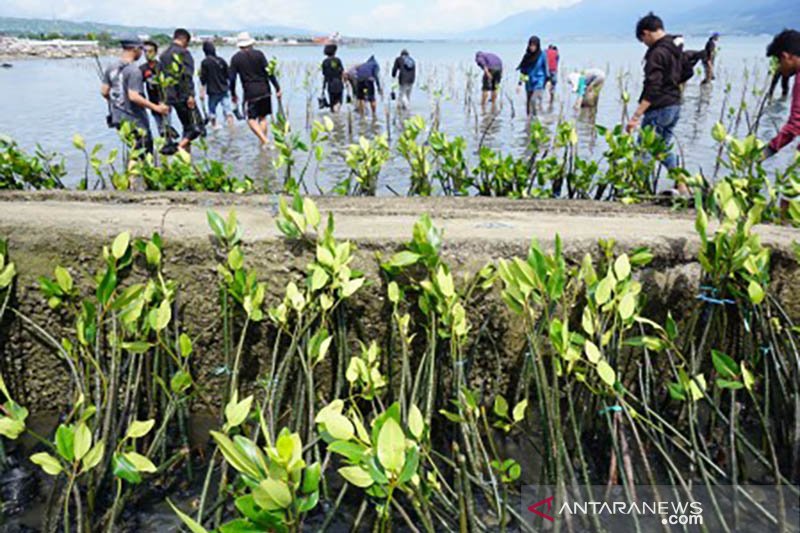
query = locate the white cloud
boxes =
[0,0,580,36]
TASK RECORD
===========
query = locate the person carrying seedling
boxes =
[101,36,169,157]
[160,28,203,153]
[516,36,548,117]
[627,12,690,196]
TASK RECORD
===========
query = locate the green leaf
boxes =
[0,417,25,440]
[408,404,424,440]
[493,396,509,419]
[327,440,368,462]
[260,478,292,509]
[179,333,193,357]
[125,419,155,440]
[154,299,171,331]
[512,399,528,423]
[73,422,92,461]
[302,462,321,494]
[207,210,226,240]
[387,251,420,268]
[30,452,63,476]
[170,370,192,394]
[613,254,631,280]
[323,412,354,441]
[303,197,321,228]
[124,451,157,473]
[716,378,744,390]
[387,281,400,304]
[168,499,210,533]
[741,362,755,391]
[145,241,161,266]
[584,340,602,364]
[377,417,405,473]
[0,262,15,289]
[341,277,364,298]
[210,431,261,479]
[712,350,738,379]
[81,441,105,472]
[595,275,614,306]
[54,266,73,293]
[618,293,636,321]
[55,424,75,462]
[225,394,253,430]
[747,281,765,305]
[596,360,616,387]
[112,232,131,260]
[338,466,374,488]
[112,452,142,484]
[436,267,454,298]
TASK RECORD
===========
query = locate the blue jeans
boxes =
[207,92,232,120]
[642,104,681,170]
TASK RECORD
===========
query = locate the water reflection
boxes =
[0,37,796,194]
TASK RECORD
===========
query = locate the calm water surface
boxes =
[0,37,795,192]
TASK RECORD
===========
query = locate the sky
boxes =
[0,0,580,37]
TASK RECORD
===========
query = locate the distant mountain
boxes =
[464,0,794,40]
[0,16,312,39]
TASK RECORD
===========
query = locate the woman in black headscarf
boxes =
[516,36,548,116]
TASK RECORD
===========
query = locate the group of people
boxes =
[476,39,606,116]
[99,20,800,192]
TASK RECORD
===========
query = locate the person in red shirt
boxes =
[545,45,559,103]
[764,29,800,159]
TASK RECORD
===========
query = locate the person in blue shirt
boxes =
[355,55,382,117]
[567,68,606,109]
[516,36,549,116]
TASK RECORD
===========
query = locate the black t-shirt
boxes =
[200,56,230,95]
[139,60,161,103]
[322,57,344,92]
[229,48,280,101]
[159,43,195,104]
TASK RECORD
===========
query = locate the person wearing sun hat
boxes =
[229,32,282,147]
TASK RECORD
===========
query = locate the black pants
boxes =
[172,101,204,140]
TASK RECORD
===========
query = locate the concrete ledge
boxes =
[1,193,798,411]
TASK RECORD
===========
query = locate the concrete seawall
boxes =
[1,192,798,411]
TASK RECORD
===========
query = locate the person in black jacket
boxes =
[159,28,202,152]
[627,12,688,194]
[229,32,281,147]
[321,44,345,113]
[391,49,416,110]
[200,41,234,128]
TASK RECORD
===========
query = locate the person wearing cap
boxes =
[101,36,169,157]
[702,33,719,84]
[200,40,234,129]
[160,28,201,152]
[229,32,281,147]
[567,68,606,110]
[391,49,416,110]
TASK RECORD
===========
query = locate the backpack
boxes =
[402,55,415,71]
